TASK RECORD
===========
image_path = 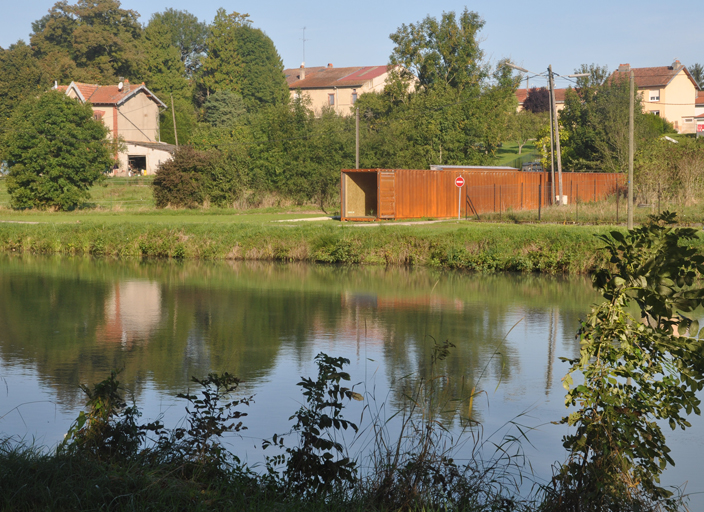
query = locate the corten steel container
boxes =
[340,167,624,221]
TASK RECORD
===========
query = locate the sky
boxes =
[2,0,702,89]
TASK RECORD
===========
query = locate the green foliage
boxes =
[572,63,609,89]
[264,353,362,495]
[688,62,703,89]
[547,211,704,510]
[30,0,143,84]
[389,8,486,92]
[508,110,548,154]
[0,42,48,140]
[636,137,704,206]
[354,12,518,169]
[560,67,655,172]
[152,145,247,208]
[247,98,353,208]
[60,370,161,461]
[199,9,248,97]
[146,8,207,77]
[233,23,288,111]
[2,90,112,210]
[171,373,252,466]
[204,89,247,127]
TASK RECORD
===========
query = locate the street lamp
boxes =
[506,62,589,206]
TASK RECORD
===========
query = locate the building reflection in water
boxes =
[98,280,162,347]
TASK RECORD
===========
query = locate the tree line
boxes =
[0,0,701,210]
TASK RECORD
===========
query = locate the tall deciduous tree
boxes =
[355,10,518,169]
[560,69,654,172]
[233,24,288,110]
[0,41,48,140]
[141,16,196,145]
[147,9,207,78]
[1,91,113,210]
[389,8,486,93]
[30,0,142,83]
[199,9,247,97]
[507,110,548,154]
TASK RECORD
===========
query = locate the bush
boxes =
[1,90,113,210]
[152,146,246,208]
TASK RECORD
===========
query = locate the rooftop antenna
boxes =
[301,26,308,66]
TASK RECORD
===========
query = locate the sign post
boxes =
[455,176,465,220]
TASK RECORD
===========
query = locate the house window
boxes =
[328,94,335,106]
[351,91,358,104]
[651,110,660,116]
[684,118,693,123]
[649,90,660,102]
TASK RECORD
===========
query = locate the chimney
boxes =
[672,59,681,69]
[618,63,630,73]
[300,64,305,80]
[124,79,130,92]
[327,63,333,68]
[53,80,58,90]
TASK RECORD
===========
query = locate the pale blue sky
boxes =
[2,0,702,88]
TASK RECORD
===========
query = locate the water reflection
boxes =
[0,256,595,431]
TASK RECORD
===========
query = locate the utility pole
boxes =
[170,94,178,147]
[355,107,359,169]
[628,70,634,229]
[548,65,563,205]
[547,77,556,204]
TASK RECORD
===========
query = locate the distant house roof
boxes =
[611,61,700,90]
[62,80,167,108]
[515,88,566,105]
[696,90,704,106]
[284,64,391,89]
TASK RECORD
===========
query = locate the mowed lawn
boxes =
[0,177,337,226]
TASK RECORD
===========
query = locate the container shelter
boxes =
[340,167,623,221]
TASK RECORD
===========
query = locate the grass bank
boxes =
[0,218,636,273]
[1,177,702,273]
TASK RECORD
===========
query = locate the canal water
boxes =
[0,256,702,504]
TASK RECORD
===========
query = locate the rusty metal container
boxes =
[340,167,624,221]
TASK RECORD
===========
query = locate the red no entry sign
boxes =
[455,176,465,187]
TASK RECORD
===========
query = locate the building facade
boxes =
[284,64,393,116]
[612,61,700,134]
[59,80,174,175]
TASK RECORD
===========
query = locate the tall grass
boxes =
[0,344,537,511]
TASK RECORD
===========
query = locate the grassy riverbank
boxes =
[1,178,702,273]
[0,217,632,273]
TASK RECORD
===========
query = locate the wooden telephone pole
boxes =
[548,65,563,205]
[627,70,634,229]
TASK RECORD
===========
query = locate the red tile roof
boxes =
[65,80,166,108]
[696,90,704,106]
[284,65,391,89]
[611,64,699,90]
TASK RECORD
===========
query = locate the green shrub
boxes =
[152,146,246,208]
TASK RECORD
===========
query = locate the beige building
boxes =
[612,61,700,134]
[59,80,175,175]
[284,64,394,115]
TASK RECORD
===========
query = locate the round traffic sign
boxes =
[455,176,465,187]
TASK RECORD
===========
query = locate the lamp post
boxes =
[506,62,588,206]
